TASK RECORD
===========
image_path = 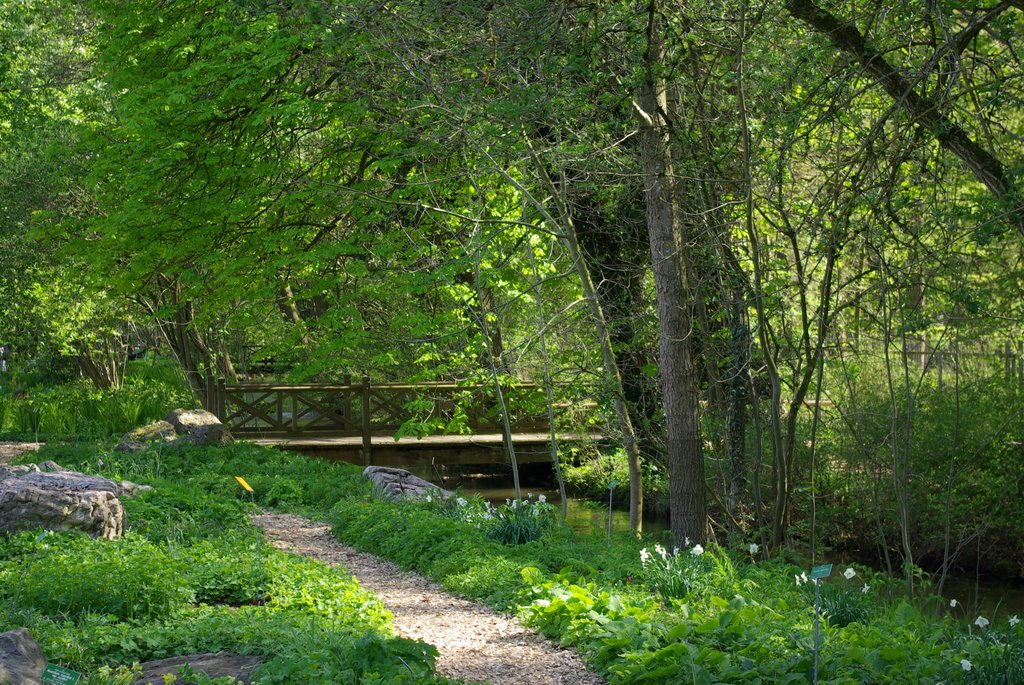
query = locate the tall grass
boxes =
[1,357,191,439]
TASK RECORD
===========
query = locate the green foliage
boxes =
[0,533,193,620]
[0,361,190,439]
[484,496,556,545]
[180,534,269,606]
[0,441,452,684]
[961,629,1024,685]
[638,542,740,601]
[562,449,669,514]
[820,584,872,628]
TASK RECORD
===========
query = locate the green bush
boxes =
[1,534,193,620]
[484,496,556,545]
[182,534,271,606]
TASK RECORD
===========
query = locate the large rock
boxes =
[0,464,38,480]
[165,409,232,447]
[0,469,127,539]
[116,420,176,453]
[115,410,232,452]
[134,652,263,685]
[0,628,46,685]
[363,466,450,502]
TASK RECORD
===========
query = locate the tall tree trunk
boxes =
[636,0,707,545]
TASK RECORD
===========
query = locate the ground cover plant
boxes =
[0,442,454,684]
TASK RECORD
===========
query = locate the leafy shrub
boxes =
[2,534,193,620]
[182,534,271,606]
[638,542,740,601]
[821,585,871,627]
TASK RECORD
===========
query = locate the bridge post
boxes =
[216,378,226,420]
[203,366,215,413]
[361,374,372,465]
[343,374,353,428]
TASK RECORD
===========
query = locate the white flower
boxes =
[748,543,759,555]
[795,572,808,586]
[1010,615,1020,628]
[684,537,691,547]
[537,494,546,503]
[655,544,668,559]
[975,616,990,629]
[691,544,704,556]
[961,659,972,672]
[456,497,467,507]
[425,495,432,503]
[843,567,856,580]
[949,599,958,608]
[801,572,808,585]
[640,548,651,565]
[861,584,870,594]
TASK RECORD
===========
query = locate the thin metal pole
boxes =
[814,579,821,685]
[607,483,615,542]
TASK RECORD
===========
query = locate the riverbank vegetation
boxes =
[3,440,1022,683]
[2,0,1023,600]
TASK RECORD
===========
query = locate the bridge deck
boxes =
[246,432,596,468]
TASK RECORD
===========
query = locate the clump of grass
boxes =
[484,496,555,545]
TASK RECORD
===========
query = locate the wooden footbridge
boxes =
[204,377,597,468]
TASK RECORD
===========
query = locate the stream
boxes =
[455,477,1024,619]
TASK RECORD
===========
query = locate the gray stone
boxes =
[363,466,450,502]
[117,480,155,497]
[0,464,38,480]
[0,628,46,685]
[165,409,233,447]
[0,470,126,539]
[134,652,263,685]
[115,420,177,453]
[169,422,232,448]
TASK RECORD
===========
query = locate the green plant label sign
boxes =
[809,563,832,580]
[42,664,81,685]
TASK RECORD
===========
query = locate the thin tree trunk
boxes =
[526,237,569,519]
[508,141,646,532]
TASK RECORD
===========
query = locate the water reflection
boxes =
[942,578,1024,619]
[457,482,671,540]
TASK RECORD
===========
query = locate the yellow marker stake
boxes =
[235,476,254,493]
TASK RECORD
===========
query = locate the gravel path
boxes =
[252,512,606,685]
[0,441,43,464]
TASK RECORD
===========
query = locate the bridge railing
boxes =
[208,377,556,445]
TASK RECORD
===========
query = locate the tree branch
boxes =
[785,0,1024,236]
